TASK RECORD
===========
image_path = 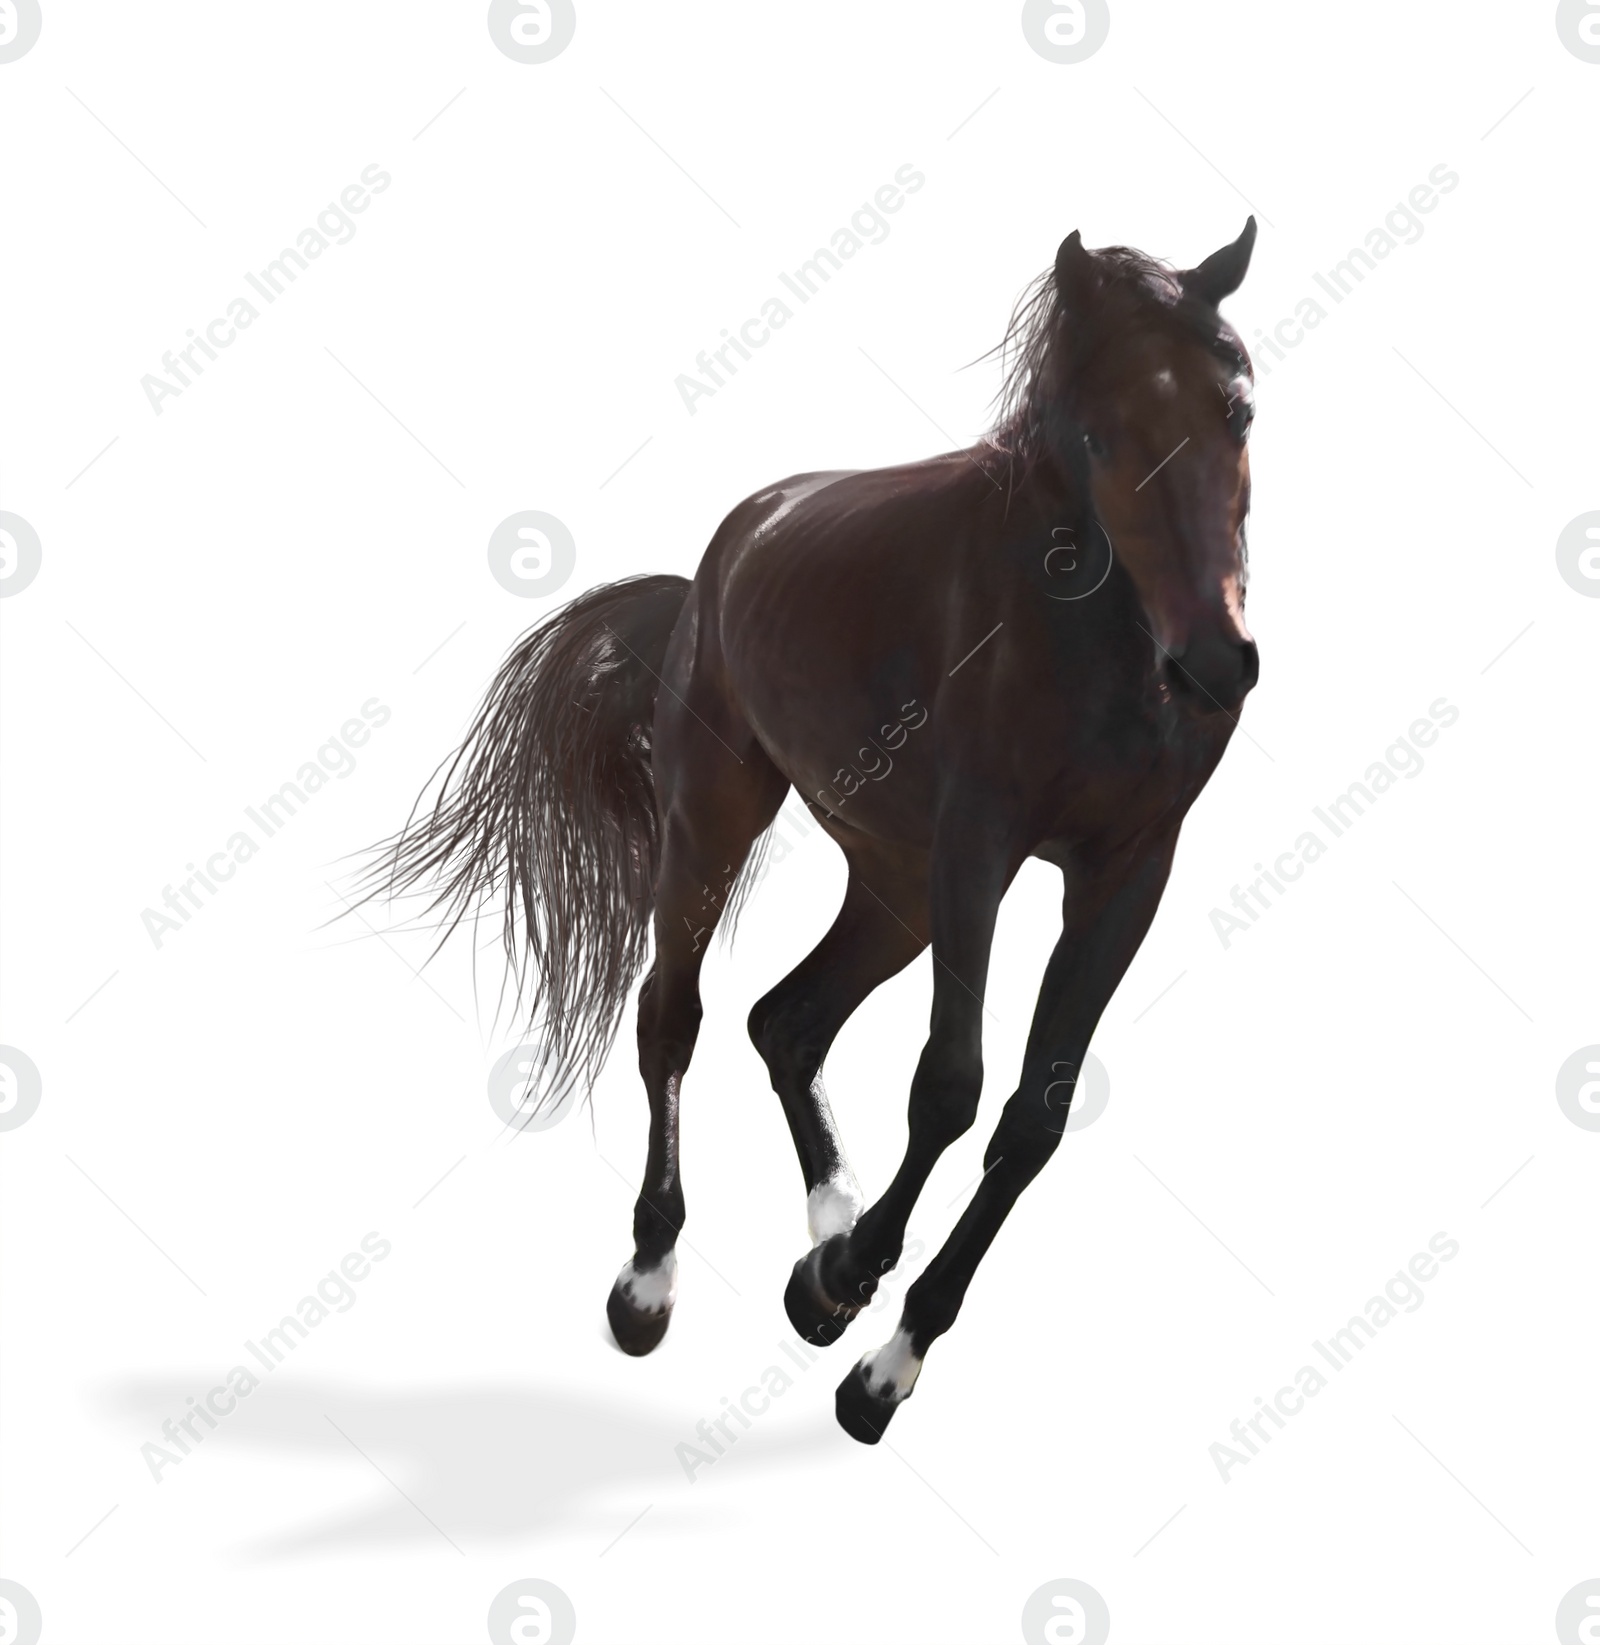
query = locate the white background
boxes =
[3,3,1597,1642]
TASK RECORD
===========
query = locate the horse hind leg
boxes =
[606,716,787,1356]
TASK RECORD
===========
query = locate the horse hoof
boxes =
[783,1241,859,1347]
[606,1256,676,1356]
[834,1360,900,1444]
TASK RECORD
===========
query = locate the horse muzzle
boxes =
[1162,631,1259,715]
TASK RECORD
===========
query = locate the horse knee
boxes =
[990,1080,1073,1164]
[909,1046,984,1149]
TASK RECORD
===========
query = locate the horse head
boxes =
[1052,219,1260,714]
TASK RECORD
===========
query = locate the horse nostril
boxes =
[1238,639,1260,693]
[1164,636,1258,712]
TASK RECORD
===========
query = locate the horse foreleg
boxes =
[784,814,1009,1348]
[835,839,1177,1442]
[748,839,929,1247]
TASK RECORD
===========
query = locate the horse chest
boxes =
[1045,704,1230,845]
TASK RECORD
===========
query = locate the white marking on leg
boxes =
[859,1327,922,1403]
[616,1251,677,1313]
[807,1174,864,1245]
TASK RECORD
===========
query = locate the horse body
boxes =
[710,452,1235,857]
[373,220,1261,1442]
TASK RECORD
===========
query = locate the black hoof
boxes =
[784,1241,860,1347]
[607,1280,672,1356]
[835,1361,901,1445]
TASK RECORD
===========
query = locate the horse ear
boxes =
[1054,229,1097,314]
[1180,216,1257,307]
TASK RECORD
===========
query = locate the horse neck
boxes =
[1008,451,1166,692]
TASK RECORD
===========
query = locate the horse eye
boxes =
[1083,430,1107,459]
[1228,398,1254,442]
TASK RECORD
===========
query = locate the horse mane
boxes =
[983,242,1246,472]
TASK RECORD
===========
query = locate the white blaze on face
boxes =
[859,1328,922,1402]
[616,1251,677,1313]
[807,1174,864,1245]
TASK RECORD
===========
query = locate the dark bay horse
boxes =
[372,220,1260,1442]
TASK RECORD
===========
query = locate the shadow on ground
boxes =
[104,1374,844,1559]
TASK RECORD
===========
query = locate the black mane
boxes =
[984,242,1250,471]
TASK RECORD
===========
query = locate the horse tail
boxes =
[365,573,692,1104]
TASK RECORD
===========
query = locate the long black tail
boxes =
[363,573,692,1102]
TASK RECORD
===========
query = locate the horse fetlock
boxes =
[618,1252,677,1310]
[631,1195,684,1253]
[807,1174,864,1245]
